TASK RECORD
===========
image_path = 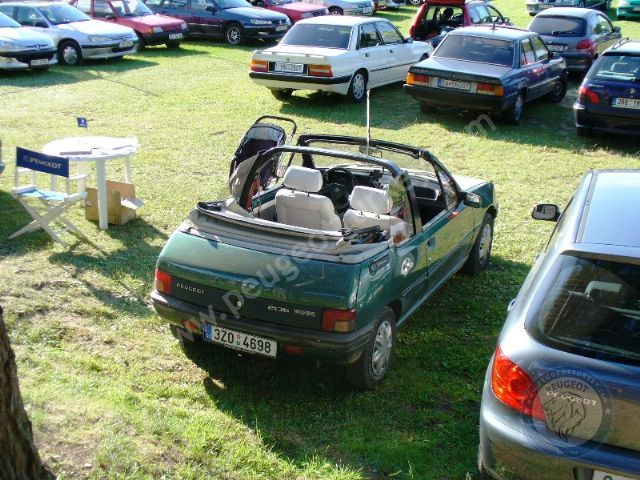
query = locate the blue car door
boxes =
[154,0,195,31]
[531,35,556,96]
[191,0,222,37]
[520,36,546,100]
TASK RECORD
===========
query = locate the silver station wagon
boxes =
[0,2,137,66]
[0,10,56,70]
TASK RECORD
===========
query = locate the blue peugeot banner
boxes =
[16,147,69,178]
[77,117,88,128]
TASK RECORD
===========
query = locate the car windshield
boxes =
[589,54,640,83]
[526,254,640,366]
[280,24,352,49]
[40,4,90,24]
[216,0,251,8]
[111,0,153,16]
[0,11,21,27]
[435,35,514,67]
[271,0,293,5]
[529,16,586,36]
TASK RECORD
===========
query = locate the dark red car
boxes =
[71,0,188,48]
[250,0,327,23]
[409,0,509,46]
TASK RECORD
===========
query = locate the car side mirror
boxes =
[405,37,413,44]
[613,26,621,33]
[463,192,482,208]
[549,51,558,59]
[503,16,511,25]
[532,203,560,221]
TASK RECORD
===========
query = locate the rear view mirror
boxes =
[532,203,560,221]
[464,192,482,208]
[613,26,621,33]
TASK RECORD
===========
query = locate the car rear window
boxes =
[526,254,640,366]
[529,16,586,37]
[589,54,640,82]
[0,11,20,27]
[434,35,514,67]
[280,24,352,49]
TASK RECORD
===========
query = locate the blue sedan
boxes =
[404,26,568,125]
[574,40,640,137]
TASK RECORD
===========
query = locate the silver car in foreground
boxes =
[479,169,640,480]
[0,10,56,69]
[0,2,137,66]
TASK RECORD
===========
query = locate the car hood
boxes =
[0,26,53,46]
[57,19,134,35]
[226,6,288,20]
[118,13,183,27]
[261,44,346,57]
[278,2,325,12]
[414,56,512,79]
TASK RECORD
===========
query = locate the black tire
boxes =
[328,6,343,14]
[547,76,567,103]
[57,40,82,66]
[225,23,244,45]
[347,70,367,103]
[345,306,396,389]
[136,33,146,52]
[528,11,536,16]
[463,212,494,274]
[166,41,181,49]
[419,101,431,114]
[270,88,293,100]
[576,125,593,137]
[504,91,524,125]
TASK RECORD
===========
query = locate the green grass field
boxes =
[0,2,639,478]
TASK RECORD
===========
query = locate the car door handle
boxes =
[427,237,435,248]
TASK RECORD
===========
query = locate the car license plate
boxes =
[274,61,304,73]
[612,97,640,109]
[276,25,288,31]
[119,40,134,48]
[438,78,471,91]
[592,472,637,480]
[547,44,565,52]
[168,33,182,40]
[203,324,277,358]
[30,58,48,66]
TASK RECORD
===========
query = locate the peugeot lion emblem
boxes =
[35,45,40,52]
[631,88,637,96]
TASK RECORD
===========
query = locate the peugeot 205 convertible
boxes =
[151,118,497,388]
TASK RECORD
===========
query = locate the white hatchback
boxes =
[0,11,57,70]
[249,16,432,102]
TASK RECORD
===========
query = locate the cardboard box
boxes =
[85,180,144,225]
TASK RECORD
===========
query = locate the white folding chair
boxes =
[9,147,88,246]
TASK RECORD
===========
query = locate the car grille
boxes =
[15,44,54,63]
[163,24,182,33]
[311,9,325,15]
[111,45,134,53]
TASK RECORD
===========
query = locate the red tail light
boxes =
[322,309,356,333]
[491,346,544,420]
[407,72,430,86]
[578,85,600,104]
[283,345,305,356]
[250,60,268,72]
[308,64,333,77]
[576,39,595,54]
[155,269,172,295]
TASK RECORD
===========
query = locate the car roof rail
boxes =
[611,38,630,50]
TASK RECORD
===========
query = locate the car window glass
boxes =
[486,5,502,21]
[545,196,574,250]
[521,38,536,65]
[93,0,113,17]
[473,5,492,24]
[145,0,161,6]
[595,15,612,34]
[191,0,214,11]
[468,6,481,24]
[359,23,381,49]
[435,167,458,211]
[168,0,187,8]
[76,0,92,13]
[590,54,640,81]
[15,6,40,26]
[529,16,586,36]
[376,21,402,45]
[435,35,514,67]
[531,35,548,61]
[281,24,352,49]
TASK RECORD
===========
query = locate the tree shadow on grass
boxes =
[179,255,532,478]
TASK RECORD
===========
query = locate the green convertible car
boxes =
[152,118,498,388]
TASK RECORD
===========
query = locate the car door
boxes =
[593,13,620,54]
[519,36,546,100]
[530,34,556,96]
[374,20,413,83]
[153,0,194,30]
[356,22,387,87]
[190,0,222,37]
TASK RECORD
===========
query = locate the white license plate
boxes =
[274,61,304,73]
[275,25,288,31]
[168,33,183,40]
[593,471,637,480]
[612,97,640,109]
[30,58,48,66]
[547,44,565,52]
[119,40,134,48]
[438,78,471,91]
[203,324,277,358]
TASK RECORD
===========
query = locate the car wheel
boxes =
[345,306,396,389]
[347,70,367,103]
[135,33,146,52]
[270,88,293,100]
[166,41,181,49]
[463,212,494,275]
[58,40,82,66]
[576,125,593,137]
[225,23,244,45]
[328,6,343,14]
[547,77,567,103]
[419,101,431,114]
[504,91,524,125]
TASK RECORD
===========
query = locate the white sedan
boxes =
[249,16,432,102]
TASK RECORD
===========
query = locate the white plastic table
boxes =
[43,136,139,230]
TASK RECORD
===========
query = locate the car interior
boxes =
[413,5,464,40]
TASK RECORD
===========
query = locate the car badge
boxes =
[35,45,40,52]
[631,88,637,96]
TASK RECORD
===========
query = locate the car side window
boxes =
[15,6,41,26]
[545,197,574,251]
[168,0,187,8]
[191,0,214,11]
[531,36,548,61]
[473,5,492,24]
[376,21,403,45]
[468,6,481,24]
[76,0,92,13]
[521,38,536,66]
[435,167,458,211]
[595,15,612,34]
[486,5,502,22]
[359,23,381,49]
[93,0,113,17]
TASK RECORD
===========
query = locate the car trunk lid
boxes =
[412,57,510,83]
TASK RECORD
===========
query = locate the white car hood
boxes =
[58,19,133,36]
[0,26,53,45]
[261,44,347,57]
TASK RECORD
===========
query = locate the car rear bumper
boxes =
[151,290,372,363]
[404,83,515,114]
[561,52,593,73]
[142,30,187,45]
[574,102,640,135]
[82,42,138,59]
[249,71,352,95]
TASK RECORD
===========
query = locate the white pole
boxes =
[366,89,371,151]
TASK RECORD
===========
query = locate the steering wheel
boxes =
[320,167,356,213]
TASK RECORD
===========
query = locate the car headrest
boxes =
[282,166,323,193]
[349,186,393,215]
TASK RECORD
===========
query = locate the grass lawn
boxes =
[1,2,639,478]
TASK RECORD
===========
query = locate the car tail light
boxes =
[308,64,332,77]
[155,269,172,295]
[476,82,505,97]
[283,345,305,355]
[491,346,544,420]
[576,39,595,54]
[250,60,268,72]
[322,309,356,333]
[406,72,430,86]
[578,85,600,104]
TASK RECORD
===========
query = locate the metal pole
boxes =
[366,89,371,150]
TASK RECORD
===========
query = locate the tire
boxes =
[528,11,536,16]
[270,88,293,100]
[419,101,431,114]
[136,33,146,52]
[504,91,524,125]
[328,6,343,14]
[547,77,567,103]
[225,23,244,45]
[58,40,82,66]
[166,41,181,49]
[576,125,593,137]
[345,306,396,389]
[347,70,367,103]
[463,212,494,274]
